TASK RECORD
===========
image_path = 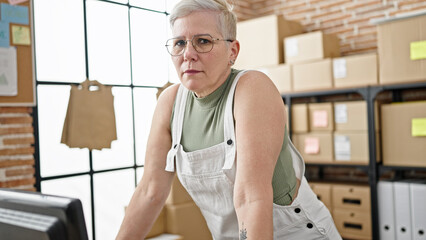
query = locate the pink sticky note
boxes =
[313,110,328,127]
[304,137,320,154]
[8,0,28,5]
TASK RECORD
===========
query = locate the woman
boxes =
[117,0,341,239]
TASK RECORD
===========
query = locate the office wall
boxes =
[234,0,426,55]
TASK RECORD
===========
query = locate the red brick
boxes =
[0,147,35,156]
[0,126,33,135]
[0,178,35,188]
[2,136,35,145]
[0,116,33,124]
[6,167,35,177]
[389,4,426,16]
[0,107,32,114]
[0,159,35,168]
[345,0,382,11]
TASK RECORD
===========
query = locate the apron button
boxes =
[294,208,301,213]
[227,139,233,145]
[174,144,177,149]
[307,223,313,229]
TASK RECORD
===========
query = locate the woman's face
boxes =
[171,10,239,97]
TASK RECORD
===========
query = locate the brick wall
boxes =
[234,0,426,55]
[0,107,36,191]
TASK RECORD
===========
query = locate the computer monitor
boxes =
[0,188,89,240]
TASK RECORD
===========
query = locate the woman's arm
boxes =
[116,84,179,240]
[233,71,287,240]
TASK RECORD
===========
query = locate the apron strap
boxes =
[165,84,188,172]
[288,138,305,180]
[223,70,249,170]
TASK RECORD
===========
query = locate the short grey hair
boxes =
[169,0,237,40]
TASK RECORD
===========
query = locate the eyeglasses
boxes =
[165,34,233,56]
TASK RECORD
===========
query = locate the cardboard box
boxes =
[165,202,212,240]
[333,132,369,164]
[166,175,193,205]
[333,53,378,88]
[333,208,372,240]
[146,233,184,240]
[334,101,367,131]
[332,184,371,212]
[292,132,334,163]
[291,103,309,133]
[257,64,292,93]
[308,102,334,132]
[376,13,426,84]
[284,31,340,64]
[235,14,303,69]
[146,208,166,238]
[293,59,334,92]
[309,182,332,211]
[381,101,426,167]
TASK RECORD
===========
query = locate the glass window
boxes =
[133,88,157,165]
[37,85,90,177]
[94,170,135,240]
[129,0,165,12]
[92,87,134,170]
[130,8,168,87]
[33,0,86,82]
[41,176,93,240]
[86,1,131,85]
[166,0,180,13]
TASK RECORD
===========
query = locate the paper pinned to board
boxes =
[412,118,426,137]
[410,40,426,60]
[8,0,28,5]
[0,47,18,96]
[304,137,320,154]
[0,3,29,25]
[313,110,328,127]
[11,24,30,45]
[0,21,9,48]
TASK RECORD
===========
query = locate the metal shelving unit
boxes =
[282,81,426,240]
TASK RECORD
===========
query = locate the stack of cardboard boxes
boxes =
[146,175,212,239]
[309,182,372,239]
[290,101,380,165]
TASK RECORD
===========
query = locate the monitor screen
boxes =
[0,189,89,240]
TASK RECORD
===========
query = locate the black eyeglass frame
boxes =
[165,34,234,56]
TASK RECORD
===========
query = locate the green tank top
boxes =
[172,68,297,205]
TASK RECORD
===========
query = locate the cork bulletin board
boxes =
[0,0,35,106]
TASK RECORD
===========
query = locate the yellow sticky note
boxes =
[412,118,426,137]
[11,25,31,45]
[410,40,426,60]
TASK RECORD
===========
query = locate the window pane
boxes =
[129,0,165,12]
[94,170,135,240]
[166,0,180,13]
[37,85,90,177]
[33,0,86,82]
[86,1,131,85]
[136,167,144,183]
[106,0,128,4]
[133,88,157,165]
[130,8,168,87]
[41,175,93,240]
[166,15,179,84]
[92,87,134,170]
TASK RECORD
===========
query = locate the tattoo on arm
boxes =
[240,222,247,240]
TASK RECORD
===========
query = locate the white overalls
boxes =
[166,71,341,240]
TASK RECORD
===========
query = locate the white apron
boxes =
[166,71,341,240]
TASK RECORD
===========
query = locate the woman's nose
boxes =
[183,41,198,61]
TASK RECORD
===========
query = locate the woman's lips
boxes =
[184,69,201,75]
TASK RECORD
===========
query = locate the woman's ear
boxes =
[230,40,240,63]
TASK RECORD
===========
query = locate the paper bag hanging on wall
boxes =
[61,79,117,150]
